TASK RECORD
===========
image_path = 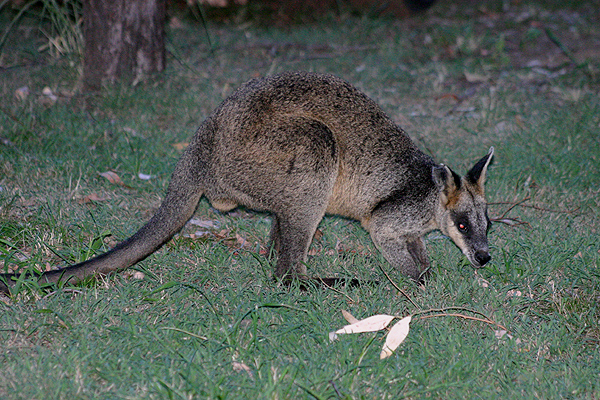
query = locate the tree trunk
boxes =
[83,0,166,91]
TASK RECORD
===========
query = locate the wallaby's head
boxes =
[432,147,495,269]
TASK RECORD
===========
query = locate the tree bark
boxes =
[83,0,166,91]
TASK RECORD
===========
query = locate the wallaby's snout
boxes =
[473,249,491,267]
[458,230,491,269]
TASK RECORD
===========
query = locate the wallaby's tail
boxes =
[0,157,203,295]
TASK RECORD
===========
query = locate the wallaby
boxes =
[0,71,494,295]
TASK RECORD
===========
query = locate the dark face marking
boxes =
[451,211,474,238]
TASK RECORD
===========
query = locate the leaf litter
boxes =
[331,304,510,359]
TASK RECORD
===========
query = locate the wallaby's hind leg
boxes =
[212,116,339,280]
[406,236,431,281]
[272,210,326,279]
[269,217,281,254]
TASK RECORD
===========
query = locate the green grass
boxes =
[1,1,599,398]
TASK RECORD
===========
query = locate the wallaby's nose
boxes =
[474,250,491,267]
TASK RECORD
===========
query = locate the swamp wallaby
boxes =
[0,71,494,295]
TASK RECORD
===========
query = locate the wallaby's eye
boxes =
[458,223,469,233]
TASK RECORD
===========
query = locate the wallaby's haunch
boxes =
[0,71,494,295]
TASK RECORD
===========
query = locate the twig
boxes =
[489,200,579,215]
[42,288,83,300]
[497,196,531,220]
[329,381,343,398]
[378,265,421,311]
[416,306,500,324]
[488,195,581,228]
[318,278,357,304]
[415,307,508,332]
[417,313,508,332]
[0,104,26,127]
[545,28,579,66]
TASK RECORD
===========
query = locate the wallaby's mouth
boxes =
[465,249,491,268]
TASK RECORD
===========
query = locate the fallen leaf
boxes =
[341,309,359,324]
[236,233,248,247]
[99,171,132,189]
[40,86,58,106]
[551,86,583,102]
[464,71,489,83]
[172,142,189,151]
[188,219,220,229]
[475,275,490,288]
[493,218,524,226]
[335,314,395,335]
[42,86,57,100]
[495,329,510,339]
[192,231,211,239]
[0,137,14,146]
[232,361,253,377]
[313,228,323,241]
[169,16,184,29]
[123,127,139,136]
[77,193,108,204]
[133,271,145,280]
[15,86,29,101]
[380,316,412,359]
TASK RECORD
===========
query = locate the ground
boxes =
[0,0,599,398]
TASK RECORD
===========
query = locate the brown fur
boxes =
[0,72,494,294]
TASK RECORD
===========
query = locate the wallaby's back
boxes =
[196,72,437,222]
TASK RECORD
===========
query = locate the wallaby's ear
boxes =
[432,164,461,207]
[465,147,494,191]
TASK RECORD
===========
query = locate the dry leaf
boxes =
[77,193,108,204]
[15,86,29,101]
[232,361,253,377]
[495,330,521,345]
[341,310,359,324]
[493,218,523,226]
[380,316,412,359]
[188,218,220,229]
[169,16,184,29]
[42,86,58,100]
[313,228,323,241]
[172,142,189,151]
[335,314,395,335]
[495,330,510,339]
[123,127,139,136]
[236,233,248,247]
[475,274,490,288]
[99,171,132,188]
[464,71,489,83]
[132,271,145,280]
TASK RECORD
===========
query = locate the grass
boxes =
[1,0,600,398]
